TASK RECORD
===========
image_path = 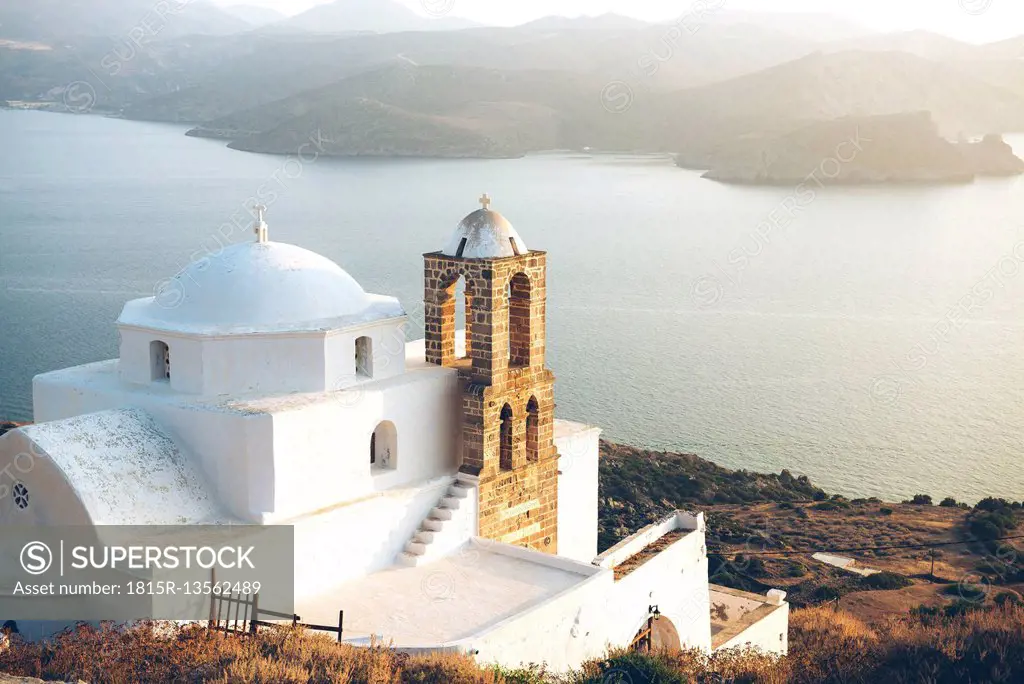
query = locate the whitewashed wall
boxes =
[712,588,789,655]
[0,430,93,526]
[118,317,407,398]
[291,476,463,599]
[267,368,460,521]
[455,543,612,672]
[465,515,713,672]
[554,422,601,563]
[33,354,462,523]
[324,320,407,388]
[33,363,268,520]
[596,513,712,653]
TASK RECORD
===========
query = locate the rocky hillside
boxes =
[598,441,826,551]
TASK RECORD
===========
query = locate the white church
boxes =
[0,197,789,669]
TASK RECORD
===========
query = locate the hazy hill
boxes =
[281,0,475,34]
[702,10,871,43]
[0,0,248,43]
[188,63,591,157]
[668,50,1024,138]
[827,30,977,62]
[219,4,286,28]
[516,13,650,32]
[110,19,818,124]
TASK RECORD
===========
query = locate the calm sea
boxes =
[2,109,1023,504]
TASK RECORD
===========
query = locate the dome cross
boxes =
[253,204,269,243]
[479,193,491,210]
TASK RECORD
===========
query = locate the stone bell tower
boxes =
[423,195,558,553]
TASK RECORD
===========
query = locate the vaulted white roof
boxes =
[118,241,397,335]
[16,409,229,526]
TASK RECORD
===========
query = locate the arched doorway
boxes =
[630,611,682,653]
[370,421,398,471]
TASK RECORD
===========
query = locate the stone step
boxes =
[414,530,435,544]
[398,552,423,567]
[422,517,446,532]
[431,507,453,521]
[404,541,427,556]
[439,496,461,510]
[448,483,472,498]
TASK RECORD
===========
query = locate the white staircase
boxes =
[398,479,476,567]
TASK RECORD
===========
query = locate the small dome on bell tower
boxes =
[443,194,529,259]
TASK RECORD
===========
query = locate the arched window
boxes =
[150,341,170,382]
[500,404,514,471]
[526,397,540,463]
[371,421,398,471]
[355,336,373,378]
[508,273,531,368]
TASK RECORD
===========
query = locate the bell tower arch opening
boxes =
[508,272,532,368]
[434,274,474,363]
[500,404,514,471]
[526,397,540,463]
[423,194,558,554]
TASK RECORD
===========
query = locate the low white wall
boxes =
[596,511,704,569]
[716,604,789,655]
[457,543,612,672]
[712,587,789,655]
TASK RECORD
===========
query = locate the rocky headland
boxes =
[686,112,1024,185]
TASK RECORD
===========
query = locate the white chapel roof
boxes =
[119,241,403,335]
[443,205,529,259]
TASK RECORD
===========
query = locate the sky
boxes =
[220,0,1023,43]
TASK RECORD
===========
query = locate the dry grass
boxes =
[2,605,1023,683]
[0,623,511,684]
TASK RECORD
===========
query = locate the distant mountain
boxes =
[517,13,650,32]
[282,0,475,34]
[187,63,590,157]
[0,0,248,43]
[827,30,977,62]
[219,4,287,28]
[666,50,1024,139]
[703,11,871,43]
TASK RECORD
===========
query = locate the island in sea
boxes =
[681,112,1024,185]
